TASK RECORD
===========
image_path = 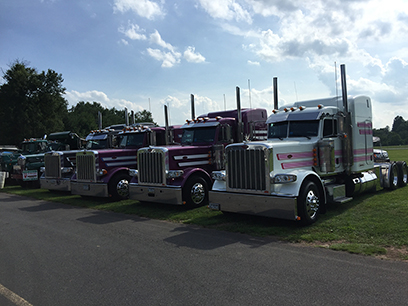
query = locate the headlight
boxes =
[212,170,226,181]
[40,167,45,173]
[166,170,184,179]
[129,169,138,177]
[17,156,26,166]
[270,173,297,184]
[61,167,74,174]
[97,169,107,176]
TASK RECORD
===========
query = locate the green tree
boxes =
[0,61,67,145]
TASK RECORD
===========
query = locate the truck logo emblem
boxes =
[287,154,293,159]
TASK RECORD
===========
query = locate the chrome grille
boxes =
[138,150,165,185]
[76,153,96,181]
[45,154,61,178]
[227,147,267,191]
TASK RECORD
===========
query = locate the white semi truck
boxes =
[209,65,408,225]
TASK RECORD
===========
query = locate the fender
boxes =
[272,169,327,203]
[101,166,130,183]
[179,168,212,188]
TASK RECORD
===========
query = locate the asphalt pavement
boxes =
[0,192,407,306]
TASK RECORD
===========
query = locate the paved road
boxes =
[0,192,407,306]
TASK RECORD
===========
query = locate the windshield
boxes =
[119,133,146,148]
[181,127,217,145]
[86,139,108,149]
[268,120,319,139]
[21,142,48,154]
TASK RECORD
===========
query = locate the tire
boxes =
[396,161,408,187]
[387,162,399,190]
[297,180,321,226]
[183,176,209,207]
[109,172,131,201]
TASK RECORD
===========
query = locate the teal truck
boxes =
[10,131,83,187]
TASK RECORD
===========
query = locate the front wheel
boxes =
[297,181,321,226]
[109,173,132,201]
[183,176,209,207]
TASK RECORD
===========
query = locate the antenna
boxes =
[335,61,339,109]
[223,94,226,111]
[294,82,298,102]
[248,79,252,108]
[148,98,151,112]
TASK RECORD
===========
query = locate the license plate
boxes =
[208,203,220,210]
[83,184,90,191]
[148,187,155,195]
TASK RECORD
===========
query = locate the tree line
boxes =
[373,116,408,146]
[0,61,154,146]
[1,61,406,147]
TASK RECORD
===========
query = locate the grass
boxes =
[1,146,408,261]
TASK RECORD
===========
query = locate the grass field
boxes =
[1,146,408,261]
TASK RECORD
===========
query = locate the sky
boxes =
[1,0,408,129]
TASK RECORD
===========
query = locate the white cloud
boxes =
[184,47,206,63]
[149,30,176,52]
[198,0,252,24]
[113,0,164,20]
[146,48,181,68]
[247,60,260,66]
[65,90,143,112]
[119,23,147,40]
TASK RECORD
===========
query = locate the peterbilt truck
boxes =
[11,131,83,187]
[70,124,182,200]
[40,125,125,192]
[209,65,408,225]
[128,91,268,207]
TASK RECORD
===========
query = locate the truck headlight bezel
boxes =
[166,170,184,179]
[270,173,297,184]
[212,170,226,181]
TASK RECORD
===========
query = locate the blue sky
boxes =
[1,0,408,129]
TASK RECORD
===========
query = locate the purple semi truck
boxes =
[128,89,268,207]
[40,125,125,192]
[70,124,182,200]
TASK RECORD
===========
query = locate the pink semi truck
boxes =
[128,89,268,207]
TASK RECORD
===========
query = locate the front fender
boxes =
[272,170,325,199]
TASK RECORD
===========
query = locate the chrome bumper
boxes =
[129,183,183,205]
[71,181,109,197]
[208,191,298,221]
[40,177,71,191]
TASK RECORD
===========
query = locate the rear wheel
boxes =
[396,161,408,187]
[387,162,399,190]
[183,176,209,207]
[109,173,131,201]
[297,181,320,226]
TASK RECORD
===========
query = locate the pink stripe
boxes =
[354,155,368,162]
[354,148,373,155]
[359,129,373,135]
[277,152,314,160]
[357,122,372,128]
[281,160,314,169]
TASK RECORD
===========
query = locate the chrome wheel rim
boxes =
[191,182,205,205]
[305,189,319,219]
[117,179,129,198]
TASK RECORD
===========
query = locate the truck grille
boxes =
[76,153,96,181]
[227,147,267,192]
[138,150,165,185]
[45,154,61,178]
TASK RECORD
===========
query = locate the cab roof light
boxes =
[215,116,222,121]
[299,106,306,111]
[284,108,289,112]
[272,109,279,114]
[318,104,324,109]
[290,107,297,112]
